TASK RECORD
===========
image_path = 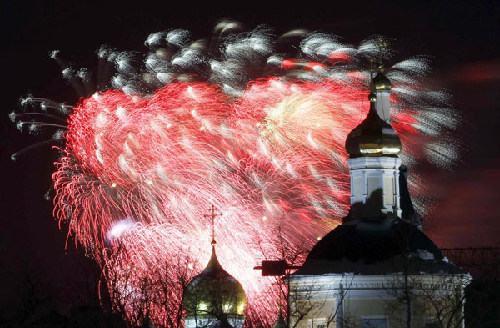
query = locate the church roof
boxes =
[295,217,465,275]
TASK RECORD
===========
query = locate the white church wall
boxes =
[290,274,469,328]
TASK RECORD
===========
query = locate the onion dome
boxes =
[345,94,402,158]
[295,218,465,275]
[183,246,246,318]
[372,71,392,92]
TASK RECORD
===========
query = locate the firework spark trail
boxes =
[55,80,362,325]
[13,22,461,327]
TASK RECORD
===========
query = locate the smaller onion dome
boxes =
[345,95,402,158]
[183,246,246,318]
[372,71,392,92]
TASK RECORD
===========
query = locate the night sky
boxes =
[1,0,499,321]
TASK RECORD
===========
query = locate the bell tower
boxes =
[344,58,403,220]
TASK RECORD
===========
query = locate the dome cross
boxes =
[204,204,221,246]
[374,37,388,71]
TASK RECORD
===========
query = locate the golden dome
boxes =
[373,72,392,92]
[345,95,401,158]
[183,246,247,317]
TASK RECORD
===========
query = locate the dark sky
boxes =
[1,0,499,319]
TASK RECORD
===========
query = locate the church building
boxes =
[288,68,470,328]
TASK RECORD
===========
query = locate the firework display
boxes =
[12,22,460,327]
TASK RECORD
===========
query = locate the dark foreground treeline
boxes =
[1,280,499,328]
